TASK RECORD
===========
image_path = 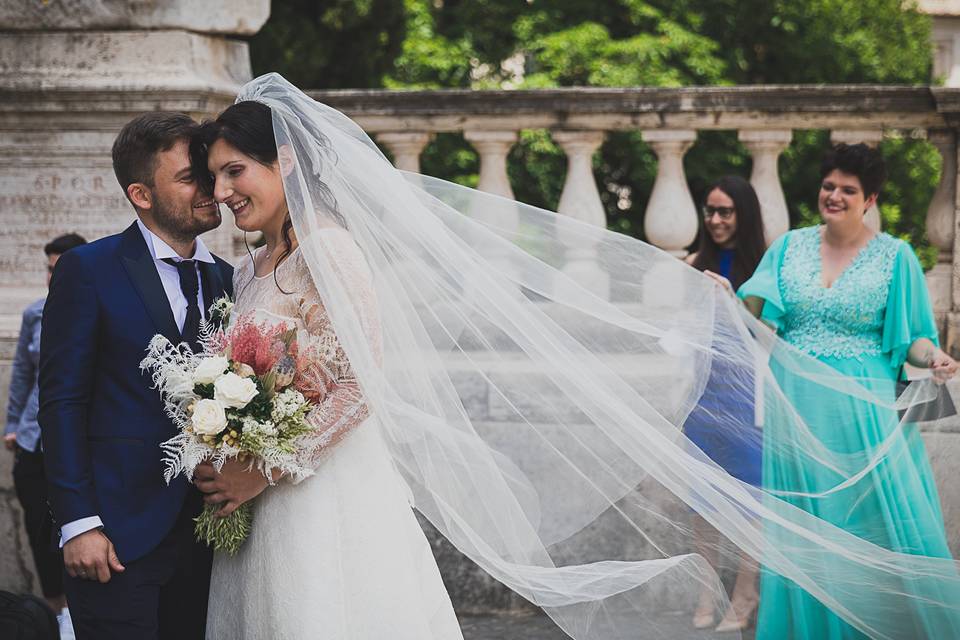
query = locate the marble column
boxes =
[553,130,609,297]
[642,130,698,257]
[739,129,792,245]
[378,132,432,173]
[830,129,884,232]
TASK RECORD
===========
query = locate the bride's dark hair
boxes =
[190,100,344,293]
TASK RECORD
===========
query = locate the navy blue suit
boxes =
[39,222,233,639]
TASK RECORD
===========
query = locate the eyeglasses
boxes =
[702,205,736,220]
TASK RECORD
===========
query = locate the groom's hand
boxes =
[194,459,271,518]
[63,529,125,583]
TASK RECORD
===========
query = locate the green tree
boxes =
[652,0,932,84]
[250,0,940,262]
[248,0,406,89]
[389,0,730,235]
[651,0,938,262]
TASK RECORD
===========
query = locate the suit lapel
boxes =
[118,222,181,344]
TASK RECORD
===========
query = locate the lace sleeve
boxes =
[287,236,381,480]
[232,255,254,302]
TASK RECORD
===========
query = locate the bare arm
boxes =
[743,295,764,319]
[907,337,958,383]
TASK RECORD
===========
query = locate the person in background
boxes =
[684,176,766,632]
[736,144,960,639]
[5,232,87,637]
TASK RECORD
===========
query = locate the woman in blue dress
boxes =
[684,176,766,632]
[734,143,960,639]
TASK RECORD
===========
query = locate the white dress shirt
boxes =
[60,220,216,547]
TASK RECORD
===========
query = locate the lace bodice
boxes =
[232,236,378,478]
[778,226,901,359]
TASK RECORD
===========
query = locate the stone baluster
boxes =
[463,131,520,288]
[739,130,792,245]
[553,130,609,297]
[830,129,883,232]
[377,132,432,172]
[554,131,607,228]
[642,130,699,257]
[464,131,517,199]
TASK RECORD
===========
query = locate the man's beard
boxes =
[152,191,220,243]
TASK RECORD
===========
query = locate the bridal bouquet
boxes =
[140,297,318,554]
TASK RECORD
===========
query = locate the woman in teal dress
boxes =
[734,143,960,639]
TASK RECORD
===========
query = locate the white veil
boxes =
[237,72,960,639]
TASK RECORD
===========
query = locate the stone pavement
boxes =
[459,610,756,640]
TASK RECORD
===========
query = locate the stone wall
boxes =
[0,0,267,596]
[0,335,37,596]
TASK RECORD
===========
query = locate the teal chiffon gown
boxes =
[738,226,959,639]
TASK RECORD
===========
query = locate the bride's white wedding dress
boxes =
[206,232,463,640]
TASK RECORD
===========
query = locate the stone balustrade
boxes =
[6,69,960,603]
[308,85,960,353]
[303,86,960,606]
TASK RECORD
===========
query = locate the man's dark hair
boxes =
[44,233,87,256]
[111,112,198,201]
[820,143,888,197]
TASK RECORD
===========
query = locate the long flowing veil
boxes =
[238,72,960,639]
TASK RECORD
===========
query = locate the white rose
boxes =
[193,356,230,385]
[192,399,227,436]
[213,372,259,409]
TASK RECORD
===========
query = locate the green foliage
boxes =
[520,19,725,87]
[879,134,942,268]
[385,0,474,88]
[248,0,406,89]
[251,0,942,263]
[195,502,253,555]
[194,382,214,399]
[419,133,480,187]
[652,0,932,84]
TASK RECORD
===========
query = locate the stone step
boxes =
[444,353,695,426]
[458,610,757,639]
[421,300,710,354]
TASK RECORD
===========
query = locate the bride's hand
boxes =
[194,459,271,518]
[703,270,734,296]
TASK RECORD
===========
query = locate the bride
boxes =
[191,73,960,640]
[190,99,462,638]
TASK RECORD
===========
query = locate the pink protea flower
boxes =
[227,314,287,376]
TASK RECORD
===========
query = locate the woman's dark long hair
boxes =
[690,176,767,290]
[190,100,344,295]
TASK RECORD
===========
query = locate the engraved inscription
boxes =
[0,169,134,286]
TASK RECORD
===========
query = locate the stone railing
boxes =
[303,88,960,607]
[5,80,960,603]
[308,85,960,354]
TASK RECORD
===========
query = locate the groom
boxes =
[39,112,233,639]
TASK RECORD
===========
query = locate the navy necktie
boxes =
[162,258,202,351]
